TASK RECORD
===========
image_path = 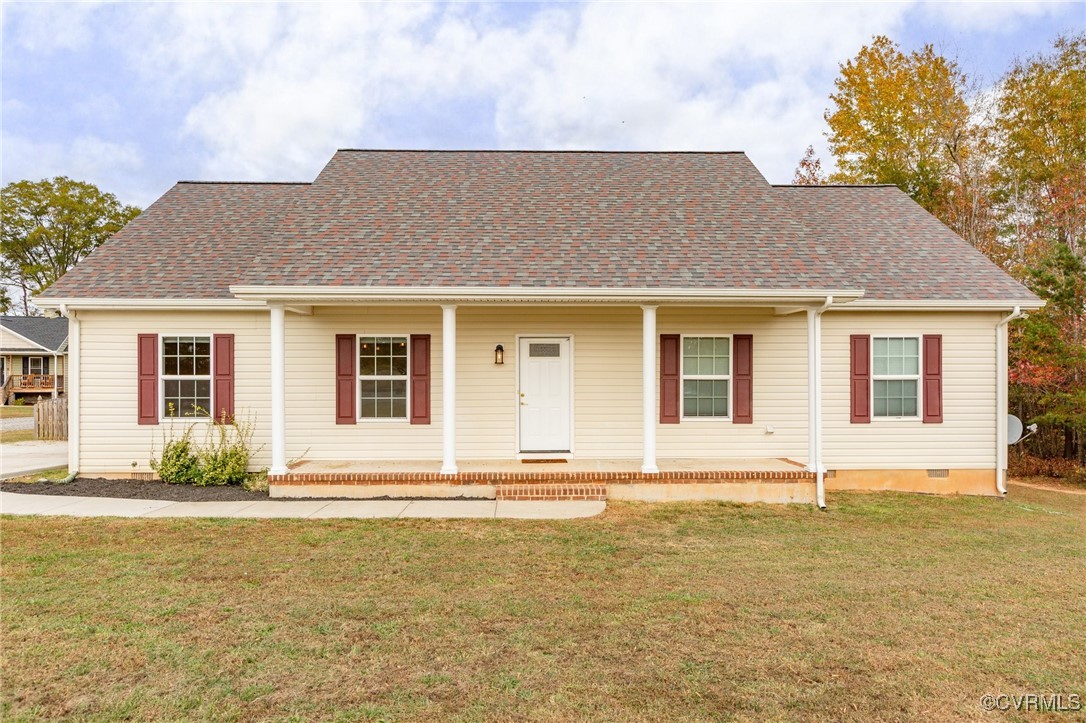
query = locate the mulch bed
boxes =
[1,477,268,502]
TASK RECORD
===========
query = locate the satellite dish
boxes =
[1007,415,1024,444]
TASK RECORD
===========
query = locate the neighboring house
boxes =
[35,151,1042,506]
[0,315,69,405]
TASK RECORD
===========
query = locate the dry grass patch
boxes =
[2,490,1084,720]
[0,406,34,419]
[0,429,35,444]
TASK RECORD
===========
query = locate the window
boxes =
[873,336,920,418]
[682,336,730,418]
[359,336,409,420]
[162,336,211,418]
[27,357,44,375]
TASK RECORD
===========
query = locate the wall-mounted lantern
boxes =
[494,344,505,365]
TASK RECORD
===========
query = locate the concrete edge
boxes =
[0,464,68,481]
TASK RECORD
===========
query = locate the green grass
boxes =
[2,489,1084,720]
[0,405,34,419]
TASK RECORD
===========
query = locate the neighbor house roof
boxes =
[38,150,1039,306]
[0,315,69,352]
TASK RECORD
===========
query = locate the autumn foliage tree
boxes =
[809,32,1085,465]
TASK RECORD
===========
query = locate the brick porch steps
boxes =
[495,483,607,501]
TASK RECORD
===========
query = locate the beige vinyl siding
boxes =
[284,307,443,461]
[657,308,811,461]
[821,311,999,469]
[76,310,272,474]
[71,305,1001,473]
[0,326,42,350]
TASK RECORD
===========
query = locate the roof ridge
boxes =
[176,181,312,186]
[334,148,749,155]
[772,183,899,189]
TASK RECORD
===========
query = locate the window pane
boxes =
[375,355,391,375]
[392,398,406,418]
[683,354,699,376]
[874,379,918,418]
[391,355,408,376]
[164,339,178,356]
[360,398,376,418]
[360,357,376,376]
[163,356,179,376]
[194,355,211,376]
[361,380,376,399]
[682,376,729,417]
[683,337,698,356]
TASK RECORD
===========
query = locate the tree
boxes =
[1,177,140,315]
[1010,243,1086,460]
[824,36,975,212]
[792,145,827,185]
[993,33,1085,268]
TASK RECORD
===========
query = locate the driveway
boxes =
[0,416,35,432]
[0,441,68,479]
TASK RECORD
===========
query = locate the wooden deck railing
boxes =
[6,374,64,391]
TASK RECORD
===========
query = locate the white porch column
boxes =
[51,353,58,398]
[270,304,287,475]
[67,310,80,473]
[441,304,458,475]
[641,305,659,474]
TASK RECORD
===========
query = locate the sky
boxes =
[2,1,1082,209]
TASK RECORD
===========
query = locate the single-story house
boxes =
[35,150,1042,506]
[1,315,69,405]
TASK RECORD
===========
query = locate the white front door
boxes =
[519,337,572,452]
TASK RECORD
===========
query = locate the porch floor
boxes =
[287,457,806,475]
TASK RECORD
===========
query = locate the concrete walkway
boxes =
[0,441,68,479]
[0,491,605,519]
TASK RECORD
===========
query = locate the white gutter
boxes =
[34,298,267,311]
[995,306,1024,495]
[228,285,866,306]
[59,304,79,475]
[844,299,1044,311]
[808,295,833,509]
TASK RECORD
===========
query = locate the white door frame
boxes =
[515,334,575,456]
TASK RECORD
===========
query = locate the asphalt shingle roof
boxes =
[1,315,69,352]
[40,150,1038,304]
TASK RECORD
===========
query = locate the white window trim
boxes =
[871,334,923,422]
[679,333,733,421]
[159,333,214,422]
[27,356,44,375]
[357,333,411,423]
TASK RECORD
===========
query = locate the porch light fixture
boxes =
[494,344,504,365]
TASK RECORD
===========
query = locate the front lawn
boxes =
[0,429,34,444]
[2,488,1084,720]
[0,405,34,418]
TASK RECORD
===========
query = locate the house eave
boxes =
[227,285,867,306]
[841,299,1045,312]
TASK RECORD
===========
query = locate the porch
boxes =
[269,457,816,503]
[2,374,65,404]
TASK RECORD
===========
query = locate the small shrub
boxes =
[151,428,201,485]
[196,415,257,486]
[150,411,262,486]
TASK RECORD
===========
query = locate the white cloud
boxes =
[918,0,1069,32]
[1,133,152,206]
[7,0,1076,188]
[4,1,105,53]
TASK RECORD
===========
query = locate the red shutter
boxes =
[660,334,680,424]
[922,334,943,424]
[137,334,158,425]
[212,334,235,424]
[732,334,753,423]
[410,334,431,424]
[850,335,871,424]
[335,334,356,424]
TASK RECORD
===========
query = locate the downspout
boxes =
[808,295,833,509]
[59,304,79,476]
[995,306,1024,495]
